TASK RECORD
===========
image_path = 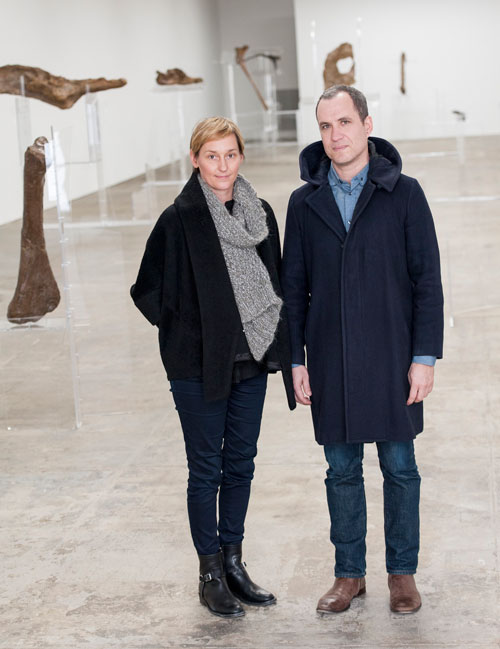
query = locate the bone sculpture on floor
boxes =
[156,68,203,85]
[235,45,270,111]
[8,137,61,324]
[323,42,355,89]
[0,65,126,109]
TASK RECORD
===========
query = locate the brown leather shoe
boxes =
[388,574,422,614]
[316,577,366,613]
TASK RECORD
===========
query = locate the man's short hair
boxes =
[316,85,369,122]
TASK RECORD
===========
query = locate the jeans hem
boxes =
[335,572,366,578]
[387,570,416,575]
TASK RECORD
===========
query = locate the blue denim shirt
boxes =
[328,162,368,232]
[292,162,436,368]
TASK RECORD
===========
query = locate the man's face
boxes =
[316,92,373,170]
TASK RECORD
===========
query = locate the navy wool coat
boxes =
[131,172,296,410]
[281,137,444,444]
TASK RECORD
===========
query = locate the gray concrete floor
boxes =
[1,137,499,648]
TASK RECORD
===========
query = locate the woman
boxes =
[131,117,295,618]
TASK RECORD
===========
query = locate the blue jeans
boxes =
[323,441,421,577]
[170,372,268,555]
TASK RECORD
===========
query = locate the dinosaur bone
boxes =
[323,43,355,89]
[0,65,126,109]
[400,52,406,94]
[235,45,269,111]
[7,137,60,324]
[156,68,202,85]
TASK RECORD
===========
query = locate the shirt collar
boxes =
[328,161,369,192]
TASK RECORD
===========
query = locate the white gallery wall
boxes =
[0,0,224,225]
[293,0,500,143]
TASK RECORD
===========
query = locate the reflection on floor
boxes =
[1,137,499,648]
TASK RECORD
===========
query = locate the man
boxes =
[281,85,443,615]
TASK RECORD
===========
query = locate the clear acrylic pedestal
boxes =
[46,127,83,426]
[15,75,33,165]
[223,50,299,146]
[144,84,205,217]
[1,126,84,429]
[84,88,108,221]
[15,84,153,229]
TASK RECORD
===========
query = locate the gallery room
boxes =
[1,0,498,647]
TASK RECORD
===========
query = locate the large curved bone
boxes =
[0,65,126,109]
[323,43,355,89]
[8,137,60,324]
[235,45,269,111]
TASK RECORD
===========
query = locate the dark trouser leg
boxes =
[217,372,274,606]
[323,443,366,578]
[376,441,420,574]
[170,378,227,556]
[218,372,268,545]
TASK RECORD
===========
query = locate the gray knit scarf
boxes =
[198,174,282,361]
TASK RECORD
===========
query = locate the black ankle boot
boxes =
[222,544,277,606]
[198,551,245,618]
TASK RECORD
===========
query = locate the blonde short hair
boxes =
[190,116,245,158]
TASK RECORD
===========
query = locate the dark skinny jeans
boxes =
[170,372,268,555]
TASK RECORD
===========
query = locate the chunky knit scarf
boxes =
[198,174,282,361]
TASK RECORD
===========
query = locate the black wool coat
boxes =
[281,137,444,444]
[131,172,296,410]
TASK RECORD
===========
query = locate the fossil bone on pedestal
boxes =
[7,136,61,324]
[0,65,126,109]
[156,68,203,85]
[323,42,355,89]
[234,45,269,111]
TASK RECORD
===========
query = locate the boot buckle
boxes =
[199,572,213,583]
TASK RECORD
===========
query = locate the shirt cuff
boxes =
[412,355,436,366]
[292,363,304,368]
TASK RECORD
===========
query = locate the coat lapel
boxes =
[174,175,241,325]
[305,183,346,242]
[350,180,376,229]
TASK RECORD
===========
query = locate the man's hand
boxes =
[292,365,312,406]
[407,363,434,405]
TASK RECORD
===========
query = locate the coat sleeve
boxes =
[405,180,444,358]
[130,217,166,326]
[280,192,309,365]
[261,199,282,273]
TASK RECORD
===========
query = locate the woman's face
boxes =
[190,134,243,202]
